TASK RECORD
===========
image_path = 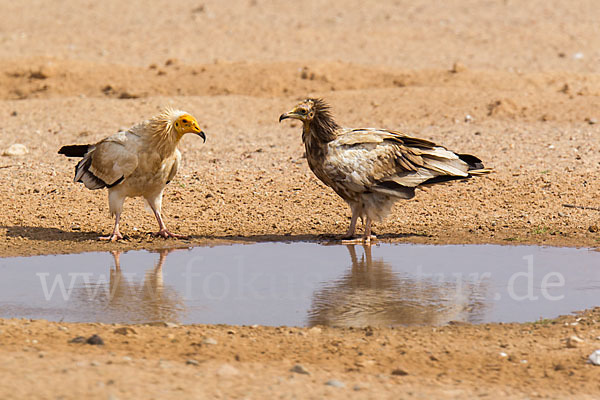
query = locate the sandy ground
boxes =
[1,0,600,398]
[1,309,600,399]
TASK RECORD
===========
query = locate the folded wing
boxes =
[324,128,485,199]
[73,131,139,190]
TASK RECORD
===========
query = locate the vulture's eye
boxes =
[299,109,307,115]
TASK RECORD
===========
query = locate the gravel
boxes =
[325,379,345,388]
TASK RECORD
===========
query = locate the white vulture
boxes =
[59,108,206,241]
[279,98,490,243]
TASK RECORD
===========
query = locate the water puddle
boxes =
[0,243,599,327]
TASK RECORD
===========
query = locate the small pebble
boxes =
[451,61,466,73]
[391,368,409,376]
[3,144,28,157]
[290,364,310,375]
[499,352,508,357]
[589,350,600,366]
[86,334,104,346]
[90,361,100,367]
[587,118,598,125]
[186,359,200,366]
[70,224,80,231]
[165,322,178,328]
[113,327,136,336]
[122,356,132,362]
[202,337,218,345]
[567,335,584,348]
[325,379,345,388]
[69,336,86,344]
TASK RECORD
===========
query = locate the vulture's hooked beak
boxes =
[279,112,291,122]
[197,130,206,142]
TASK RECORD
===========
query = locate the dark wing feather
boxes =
[73,150,110,190]
[324,128,479,198]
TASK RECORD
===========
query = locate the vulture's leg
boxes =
[101,190,125,241]
[362,217,377,245]
[342,205,367,244]
[341,204,360,239]
[99,212,124,241]
[152,209,187,239]
[147,192,187,239]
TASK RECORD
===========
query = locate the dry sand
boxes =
[2,310,600,399]
[1,0,600,398]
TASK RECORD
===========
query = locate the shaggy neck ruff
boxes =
[303,99,340,145]
[146,108,186,158]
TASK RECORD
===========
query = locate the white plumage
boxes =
[59,108,205,241]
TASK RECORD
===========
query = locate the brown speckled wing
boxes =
[324,128,472,198]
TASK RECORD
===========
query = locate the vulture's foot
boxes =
[341,234,377,245]
[340,232,357,240]
[99,232,124,241]
[362,234,377,245]
[153,229,188,239]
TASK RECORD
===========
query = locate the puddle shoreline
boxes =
[1,237,598,260]
[1,234,599,259]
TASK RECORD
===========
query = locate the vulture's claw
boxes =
[99,233,124,241]
[152,229,188,240]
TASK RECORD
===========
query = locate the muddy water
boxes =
[0,243,598,327]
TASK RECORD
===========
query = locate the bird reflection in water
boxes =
[74,249,185,324]
[308,245,488,328]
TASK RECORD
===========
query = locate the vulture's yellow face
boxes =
[174,114,206,142]
[279,100,316,123]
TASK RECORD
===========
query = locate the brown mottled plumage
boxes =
[59,108,206,241]
[279,98,490,242]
